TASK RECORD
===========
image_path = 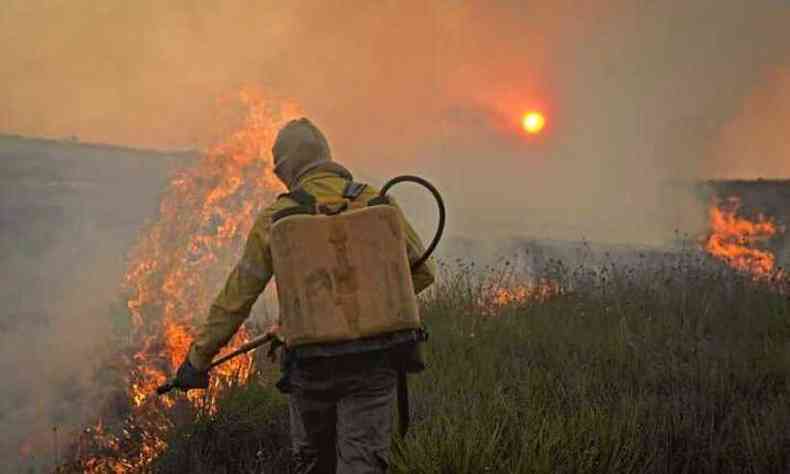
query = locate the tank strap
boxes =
[285,188,317,207]
[272,188,317,223]
[273,182,381,222]
[342,181,368,199]
[367,195,391,206]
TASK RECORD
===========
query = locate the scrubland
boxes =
[156,251,790,474]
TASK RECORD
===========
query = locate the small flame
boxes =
[479,279,559,316]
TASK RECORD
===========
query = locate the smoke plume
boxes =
[1,0,788,243]
[711,67,790,179]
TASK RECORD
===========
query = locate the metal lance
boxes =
[156,333,274,395]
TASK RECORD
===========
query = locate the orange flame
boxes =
[68,87,301,472]
[704,197,783,278]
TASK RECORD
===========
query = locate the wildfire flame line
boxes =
[66,87,301,472]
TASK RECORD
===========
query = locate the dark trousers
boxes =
[288,350,397,474]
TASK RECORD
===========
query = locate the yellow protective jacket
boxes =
[189,169,436,370]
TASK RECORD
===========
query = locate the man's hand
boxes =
[264,323,282,362]
[264,322,281,338]
[174,357,210,392]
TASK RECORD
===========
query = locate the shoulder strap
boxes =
[274,182,377,222]
[272,188,317,223]
[283,188,317,207]
[342,181,368,200]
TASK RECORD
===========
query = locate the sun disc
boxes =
[522,112,545,134]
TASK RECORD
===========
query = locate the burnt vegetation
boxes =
[155,253,790,474]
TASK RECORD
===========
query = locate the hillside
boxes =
[0,134,195,327]
[0,135,193,253]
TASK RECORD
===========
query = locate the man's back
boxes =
[177,118,436,474]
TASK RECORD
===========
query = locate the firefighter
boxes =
[174,117,436,473]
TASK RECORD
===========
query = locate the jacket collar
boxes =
[297,170,336,187]
[293,162,354,189]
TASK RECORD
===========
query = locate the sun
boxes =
[522,112,546,135]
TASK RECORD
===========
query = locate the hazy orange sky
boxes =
[2,0,789,241]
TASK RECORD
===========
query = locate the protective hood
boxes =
[272,118,351,189]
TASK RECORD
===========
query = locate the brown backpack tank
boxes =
[270,187,420,348]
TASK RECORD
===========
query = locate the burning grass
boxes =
[705,196,784,278]
[153,252,790,474]
[52,88,300,473]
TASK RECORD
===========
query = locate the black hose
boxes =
[379,175,446,271]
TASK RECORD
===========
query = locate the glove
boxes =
[174,357,210,392]
[265,323,283,363]
[267,337,284,363]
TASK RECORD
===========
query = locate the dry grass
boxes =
[156,251,790,473]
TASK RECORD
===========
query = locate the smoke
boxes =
[0,140,180,468]
[0,229,120,469]
[2,0,788,245]
[0,214,121,468]
[710,67,790,179]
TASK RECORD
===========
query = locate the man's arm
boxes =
[188,218,274,370]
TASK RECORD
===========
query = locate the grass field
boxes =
[155,252,790,473]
